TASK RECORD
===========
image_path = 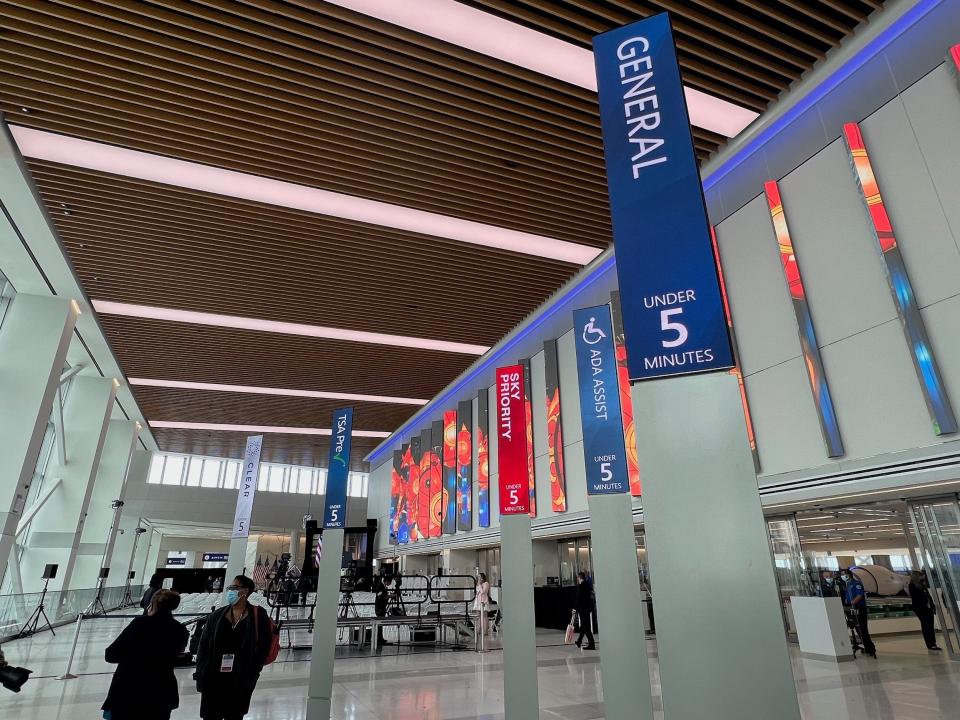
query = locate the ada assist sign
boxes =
[323,407,354,529]
[593,13,733,380]
[495,364,530,515]
[573,306,630,495]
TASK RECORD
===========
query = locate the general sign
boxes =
[323,407,354,529]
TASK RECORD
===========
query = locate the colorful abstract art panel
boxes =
[431,420,445,538]
[519,358,537,517]
[543,339,567,512]
[456,399,473,531]
[442,410,457,534]
[477,390,491,528]
[610,292,642,496]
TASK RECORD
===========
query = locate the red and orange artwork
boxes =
[543,339,567,512]
[402,443,421,542]
[610,292,642,496]
[519,359,537,517]
[442,411,457,534]
[476,391,490,527]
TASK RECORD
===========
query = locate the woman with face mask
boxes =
[195,575,272,720]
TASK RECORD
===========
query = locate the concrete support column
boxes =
[73,421,141,588]
[19,376,117,594]
[0,294,77,587]
[108,451,151,588]
[289,528,301,566]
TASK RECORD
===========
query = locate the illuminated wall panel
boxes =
[519,357,537,517]
[391,449,405,544]
[610,292,642,496]
[543,339,567,512]
[764,180,845,458]
[476,390,491,528]
[710,227,761,472]
[456,399,473,531]
[442,410,457,534]
[431,420,445,537]
[398,443,412,544]
[409,435,423,541]
[418,428,435,540]
[843,122,958,435]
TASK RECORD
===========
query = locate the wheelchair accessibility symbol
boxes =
[582,317,607,345]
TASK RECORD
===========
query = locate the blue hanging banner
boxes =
[593,13,733,381]
[323,407,354,529]
[573,305,630,495]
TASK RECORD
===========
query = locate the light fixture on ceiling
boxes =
[322,0,758,138]
[11,126,601,266]
[93,300,490,355]
[149,421,390,438]
[129,378,428,406]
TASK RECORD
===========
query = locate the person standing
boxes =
[843,569,876,658]
[195,575,272,720]
[475,572,491,637]
[140,573,163,613]
[102,590,189,719]
[574,572,595,650]
[372,569,391,647]
[909,571,942,651]
[817,570,838,598]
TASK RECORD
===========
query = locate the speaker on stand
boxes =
[17,564,58,638]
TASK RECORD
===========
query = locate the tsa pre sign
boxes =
[323,407,354,529]
[593,13,733,381]
[573,306,630,494]
[495,365,530,515]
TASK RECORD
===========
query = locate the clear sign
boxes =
[323,407,354,528]
[231,435,263,539]
[573,305,630,494]
[593,13,733,381]
[495,364,530,515]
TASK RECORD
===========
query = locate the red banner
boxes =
[496,364,530,515]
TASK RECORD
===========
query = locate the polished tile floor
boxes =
[1,617,958,719]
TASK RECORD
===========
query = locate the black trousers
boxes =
[855,606,876,655]
[576,610,595,648]
[915,609,937,648]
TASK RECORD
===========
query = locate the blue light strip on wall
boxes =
[366,255,617,464]
[368,0,942,466]
[702,0,941,193]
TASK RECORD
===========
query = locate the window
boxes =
[201,459,222,488]
[316,469,327,495]
[223,460,241,489]
[267,465,285,493]
[185,458,203,487]
[148,455,165,485]
[295,468,314,494]
[162,456,185,485]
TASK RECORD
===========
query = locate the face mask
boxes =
[226,589,241,605]
[825,578,834,585]
[841,575,850,581]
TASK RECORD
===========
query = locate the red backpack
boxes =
[254,606,281,665]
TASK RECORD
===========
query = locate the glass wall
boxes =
[557,537,592,587]
[146,452,369,498]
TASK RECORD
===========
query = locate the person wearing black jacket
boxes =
[140,573,163,614]
[102,590,189,720]
[195,575,272,720]
[574,572,596,650]
[372,570,391,647]
[909,571,942,651]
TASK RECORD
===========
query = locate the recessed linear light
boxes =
[93,300,489,355]
[150,421,391,438]
[11,126,600,266]
[323,0,758,138]
[129,378,428,406]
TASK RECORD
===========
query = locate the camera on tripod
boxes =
[339,561,358,594]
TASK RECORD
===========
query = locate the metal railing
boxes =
[0,585,143,641]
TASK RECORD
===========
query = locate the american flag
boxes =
[252,555,268,587]
[314,536,322,569]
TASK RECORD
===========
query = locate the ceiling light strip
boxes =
[11,126,600,266]
[323,0,757,137]
[93,299,489,355]
[150,420,390,438]
[129,378,428,406]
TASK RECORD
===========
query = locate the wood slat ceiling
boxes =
[0,1,884,464]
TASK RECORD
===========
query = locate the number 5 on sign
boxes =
[661,308,688,348]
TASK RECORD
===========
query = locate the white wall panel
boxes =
[778,140,897,345]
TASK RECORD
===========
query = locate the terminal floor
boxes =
[2,619,959,719]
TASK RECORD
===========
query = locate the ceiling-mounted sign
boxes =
[573,305,630,495]
[495,364,530,515]
[323,407,354,529]
[231,435,263,539]
[165,557,186,566]
[202,553,229,563]
[593,13,733,381]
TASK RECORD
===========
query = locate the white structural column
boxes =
[500,514,540,720]
[632,374,800,720]
[0,294,77,588]
[142,528,163,583]
[72,420,141,588]
[306,528,345,719]
[109,450,151,588]
[20,376,117,594]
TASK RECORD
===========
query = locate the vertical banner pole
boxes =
[495,365,539,720]
[224,435,263,600]
[306,407,354,720]
[572,306,654,720]
[593,13,800,719]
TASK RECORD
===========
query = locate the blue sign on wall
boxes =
[573,305,630,495]
[202,553,229,563]
[323,407,354,529]
[593,13,733,381]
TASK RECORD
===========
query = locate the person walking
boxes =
[843,569,876,658]
[195,575,272,720]
[101,590,189,720]
[909,571,942,651]
[372,569,391,647]
[475,572,491,637]
[574,572,595,650]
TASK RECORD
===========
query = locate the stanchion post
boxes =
[57,613,84,680]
